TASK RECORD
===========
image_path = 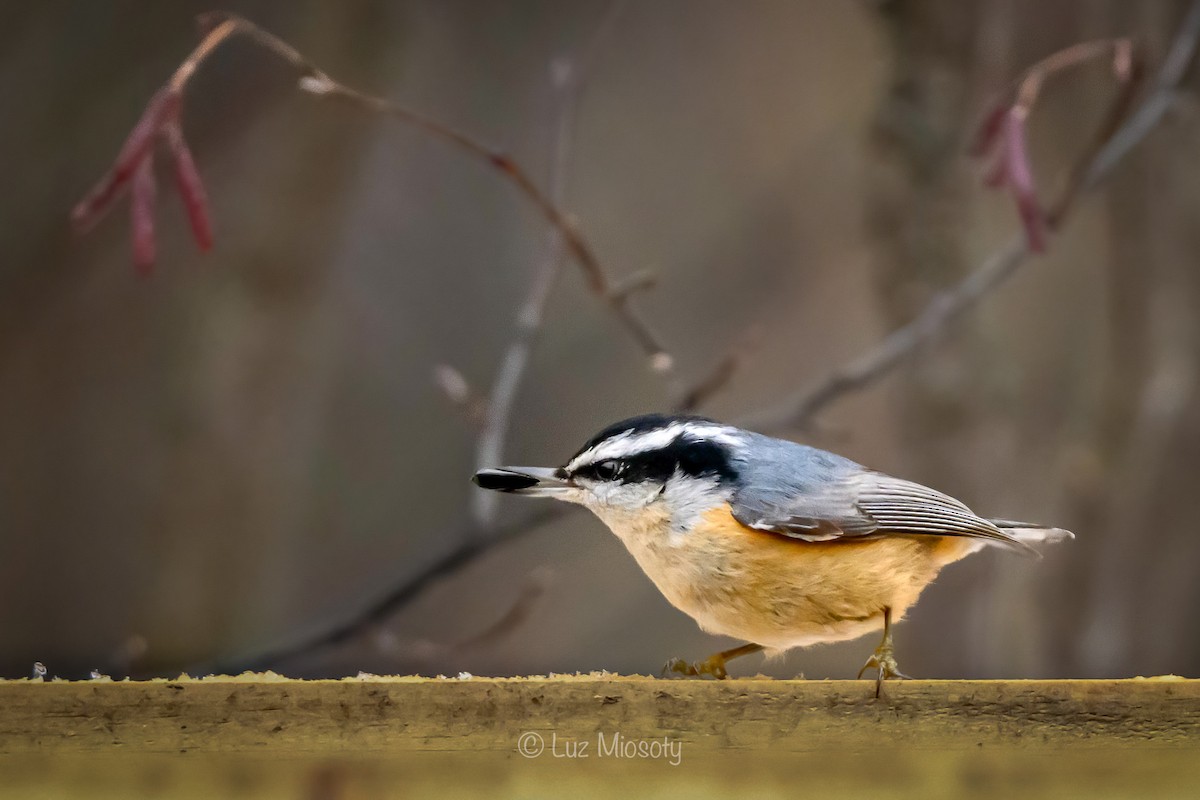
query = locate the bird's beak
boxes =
[472,466,574,497]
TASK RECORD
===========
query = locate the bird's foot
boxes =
[661,654,729,680]
[856,643,911,698]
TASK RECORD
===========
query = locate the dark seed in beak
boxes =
[472,469,541,492]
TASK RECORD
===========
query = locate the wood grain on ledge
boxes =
[1,675,1197,755]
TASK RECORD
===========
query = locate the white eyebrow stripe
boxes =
[566,422,743,472]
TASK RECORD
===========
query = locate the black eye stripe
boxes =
[571,459,620,481]
[675,438,739,482]
[569,436,738,485]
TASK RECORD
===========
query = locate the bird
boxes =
[472,413,1072,693]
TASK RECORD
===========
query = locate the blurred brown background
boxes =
[1,0,1198,682]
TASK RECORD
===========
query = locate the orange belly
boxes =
[610,505,979,651]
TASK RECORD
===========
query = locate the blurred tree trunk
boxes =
[866,0,1200,679]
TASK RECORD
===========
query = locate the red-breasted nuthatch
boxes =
[473,414,1072,692]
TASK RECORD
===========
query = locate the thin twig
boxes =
[1080,0,1200,187]
[746,2,1200,433]
[472,1,628,527]
[1010,39,1135,117]
[79,10,671,367]
[739,237,1028,431]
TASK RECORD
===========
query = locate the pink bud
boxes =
[164,122,213,252]
[130,156,158,275]
[71,87,180,234]
[1003,112,1047,253]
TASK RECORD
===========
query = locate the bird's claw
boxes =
[661,655,729,680]
[857,645,911,698]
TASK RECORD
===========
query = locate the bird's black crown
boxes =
[566,413,740,485]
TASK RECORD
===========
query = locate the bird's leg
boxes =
[856,606,911,697]
[663,642,764,679]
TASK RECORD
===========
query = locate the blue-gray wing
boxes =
[730,467,1029,551]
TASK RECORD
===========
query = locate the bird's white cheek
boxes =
[582,481,656,510]
[661,474,728,533]
[578,482,667,538]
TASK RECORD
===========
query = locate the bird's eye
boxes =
[593,460,621,481]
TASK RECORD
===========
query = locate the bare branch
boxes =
[747,2,1200,433]
[740,238,1027,432]
[1080,0,1200,188]
[473,1,628,527]
[73,10,670,365]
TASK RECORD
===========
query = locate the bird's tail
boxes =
[987,518,1075,546]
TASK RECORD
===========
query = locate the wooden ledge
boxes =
[2,675,1197,755]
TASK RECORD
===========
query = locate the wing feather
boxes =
[731,469,1033,553]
